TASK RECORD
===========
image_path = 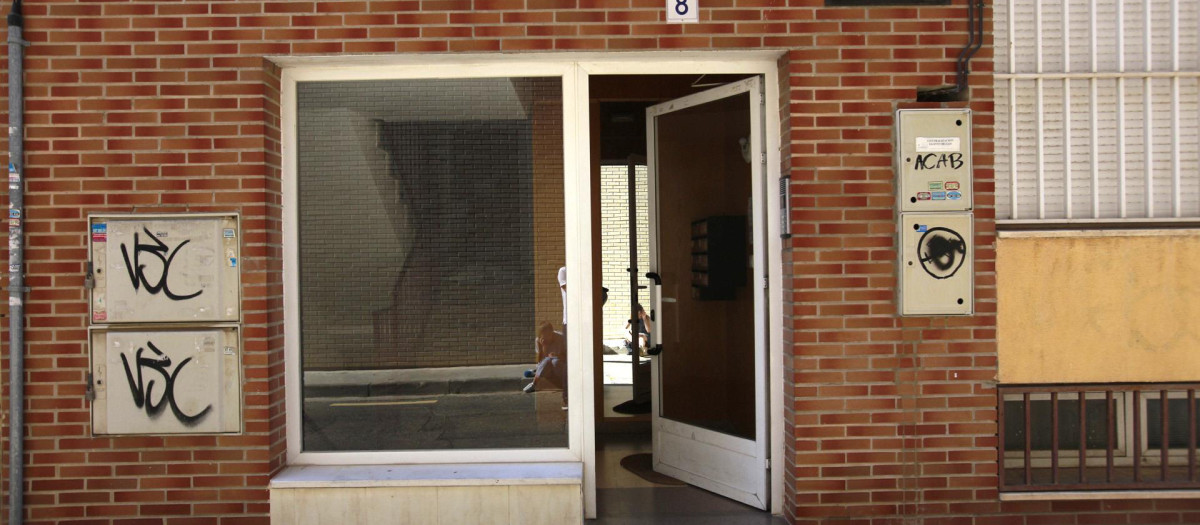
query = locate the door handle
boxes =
[645,272,663,356]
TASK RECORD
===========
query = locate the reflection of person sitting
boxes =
[624,304,652,357]
[524,322,566,397]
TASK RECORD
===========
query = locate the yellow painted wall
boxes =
[997,230,1200,384]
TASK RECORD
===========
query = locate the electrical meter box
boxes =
[899,213,974,316]
[90,325,242,435]
[897,109,972,212]
[89,213,240,324]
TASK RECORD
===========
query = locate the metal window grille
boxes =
[999,384,1200,492]
[995,0,1200,221]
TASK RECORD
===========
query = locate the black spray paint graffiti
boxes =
[120,226,202,301]
[120,341,213,427]
[918,227,967,279]
[912,153,964,171]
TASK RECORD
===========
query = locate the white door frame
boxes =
[273,50,787,520]
[643,76,770,510]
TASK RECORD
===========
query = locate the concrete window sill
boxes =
[1000,490,1200,502]
[270,463,583,489]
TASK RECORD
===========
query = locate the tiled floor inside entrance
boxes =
[589,432,787,524]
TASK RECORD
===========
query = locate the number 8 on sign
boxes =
[667,0,698,22]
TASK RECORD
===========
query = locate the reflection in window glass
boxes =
[1002,397,1115,452]
[599,164,650,347]
[297,77,567,451]
[1146,397,1200,449]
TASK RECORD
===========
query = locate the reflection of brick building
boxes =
[0,0,1196,524]
[599,164,649,342]
[368,118,539,369]
[297,79,563,370]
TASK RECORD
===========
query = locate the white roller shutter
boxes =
[995,0,1200,220]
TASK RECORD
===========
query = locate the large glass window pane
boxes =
[297,77,567,451]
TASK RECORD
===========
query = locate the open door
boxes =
[646,77,769,509]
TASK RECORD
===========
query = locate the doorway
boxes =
[588,73,780,522]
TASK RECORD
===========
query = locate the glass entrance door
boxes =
[646,77,770,510]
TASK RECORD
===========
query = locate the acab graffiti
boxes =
[912,152,965,171]
[119,340,213,427]
[120,226,202,301]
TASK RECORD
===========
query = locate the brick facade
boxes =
[0,0,1195,523]
[599,163,648,343]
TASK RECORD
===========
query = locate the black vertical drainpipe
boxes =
[7,0,24,523]
[916,0,984,102]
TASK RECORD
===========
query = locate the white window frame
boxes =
[278,51,788,519]
[1002,389,1200,469]
[1137,390,1200,461]
[996,0,1200,223]
[1002,392,1130,468]
[282,61,587,467]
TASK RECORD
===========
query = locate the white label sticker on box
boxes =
[916,137,960,153]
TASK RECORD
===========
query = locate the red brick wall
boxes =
[0,0,1193,523]
[780,5,1004,520]
[259,55,288,494]
[0,14,286,521]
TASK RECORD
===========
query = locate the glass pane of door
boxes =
[655,92,755,440]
